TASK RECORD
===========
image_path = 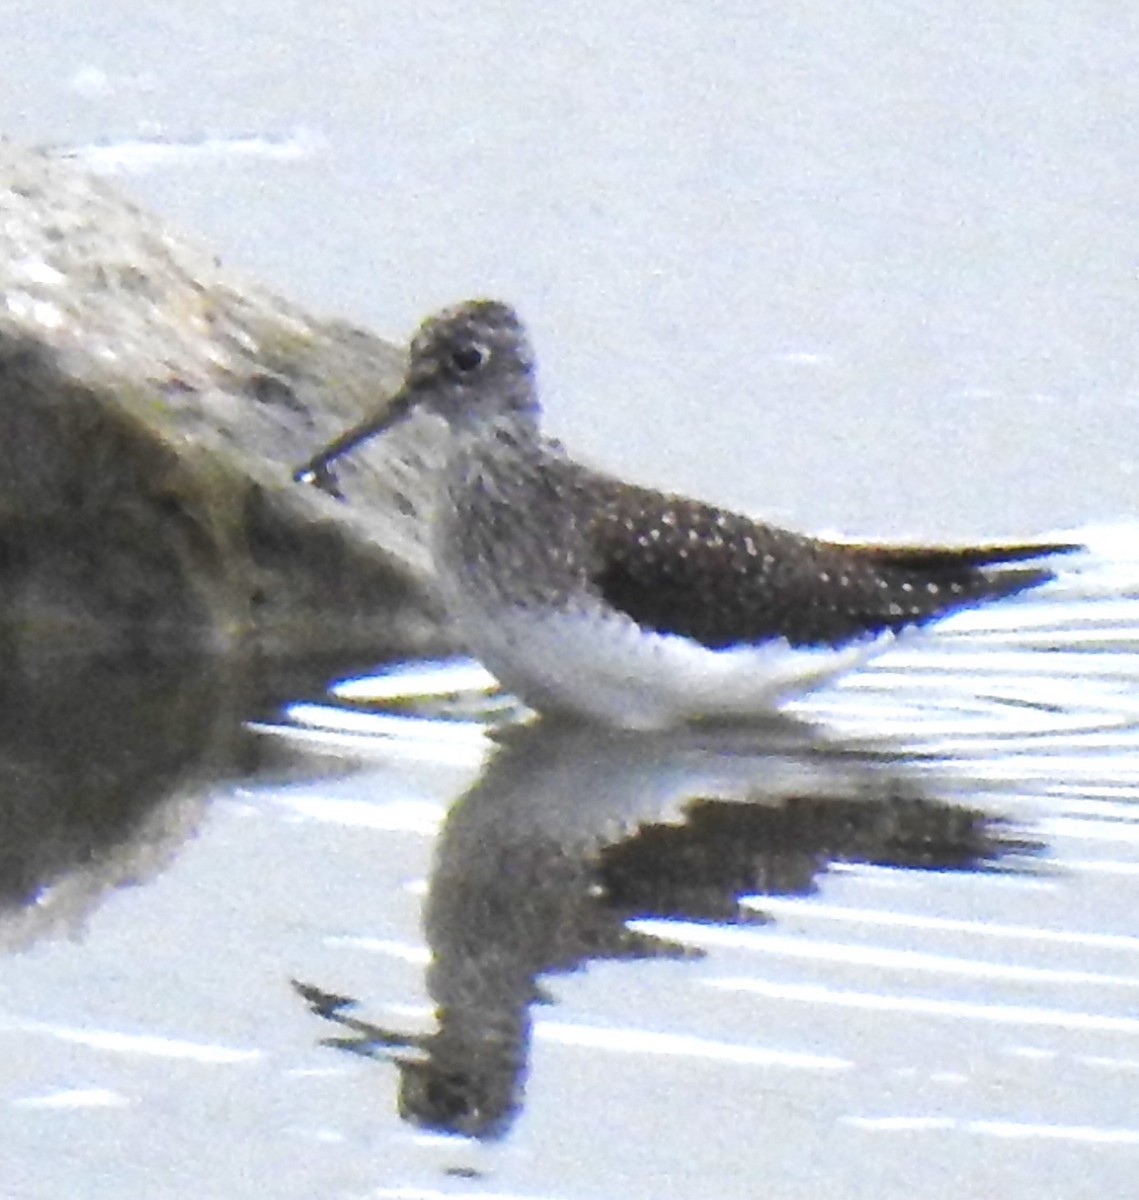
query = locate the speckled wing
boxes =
[585,484,1080,650]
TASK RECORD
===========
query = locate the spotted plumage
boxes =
[588,492,1059,649]
[296,299,1078,728]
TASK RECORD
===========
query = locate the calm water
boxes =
[1,530,1138,1199]
[3,3,1139,1197]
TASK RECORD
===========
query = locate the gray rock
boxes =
[0,137,451,661]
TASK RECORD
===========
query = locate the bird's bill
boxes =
[293,385,416,492]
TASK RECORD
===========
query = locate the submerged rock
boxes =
[0,137,450,661]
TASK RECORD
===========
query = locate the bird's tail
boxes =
[852,537,1082,603]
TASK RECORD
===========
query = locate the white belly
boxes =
[452,601,890,730]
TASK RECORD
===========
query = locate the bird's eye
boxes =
[449,343,489,373]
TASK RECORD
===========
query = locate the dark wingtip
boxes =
[977,562,1060,602]
[960,540,1084,568]
[885,540,1082,618]
[857,539,1083,572]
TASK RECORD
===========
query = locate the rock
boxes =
[0,137,451,661]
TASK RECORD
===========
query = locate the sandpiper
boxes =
[296,300,1077,729]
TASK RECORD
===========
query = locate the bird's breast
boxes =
[434,437,599,616]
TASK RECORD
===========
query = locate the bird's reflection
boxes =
[295,716,1038,1140]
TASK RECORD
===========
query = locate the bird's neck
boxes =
[442,406,565,506]
[453,407,543,452]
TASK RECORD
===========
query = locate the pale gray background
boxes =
[6,1,1135,539]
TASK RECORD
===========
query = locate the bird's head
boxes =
[295,299,538,492]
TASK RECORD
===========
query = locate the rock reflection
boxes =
[0,655,228,948]
[0,651,361,951]
[295,718,1038,1140]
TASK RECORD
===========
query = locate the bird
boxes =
[295,299,1078,729]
